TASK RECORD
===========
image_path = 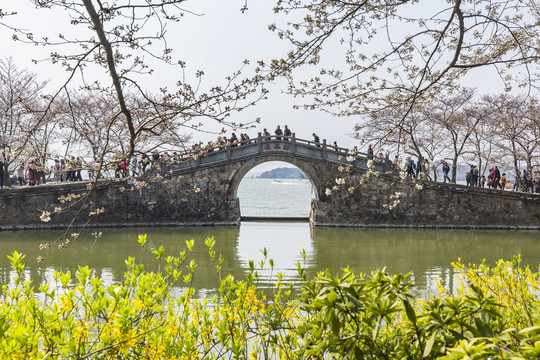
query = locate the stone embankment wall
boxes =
[0,172,240,230]
[311,173,540,229]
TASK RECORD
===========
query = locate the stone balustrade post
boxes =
[291,133,296,153]
[322,139,327,160]
[257,132,262,154]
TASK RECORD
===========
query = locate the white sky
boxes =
[0,0,519,157]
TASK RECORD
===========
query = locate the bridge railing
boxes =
[169,133,393,174]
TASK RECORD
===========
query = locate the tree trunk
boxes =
[82,0,136,156]
[451,155,458,183]
[3,164,9,187]
[512,154,521,190]
[526,157,533,175]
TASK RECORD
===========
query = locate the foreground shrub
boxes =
[1,235,540,359]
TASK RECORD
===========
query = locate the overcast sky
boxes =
[0,0,517,157]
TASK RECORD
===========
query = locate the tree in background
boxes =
[428,89,481,182]
[25,106,63,182]
[56,89,192,165]
[0,57,48,186]
[413,109,448,181]
[462,104,498,179]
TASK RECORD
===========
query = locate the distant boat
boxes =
[272,180,282,184]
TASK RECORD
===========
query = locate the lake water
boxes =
[237,178,315,217]
[1,177,539,297]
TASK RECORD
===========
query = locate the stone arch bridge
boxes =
[1,134,540,230]
[170,133,392,202]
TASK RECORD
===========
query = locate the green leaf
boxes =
[204,236,215,248]
[354,346,364,360]
[470,283,484,299]
[152,245,165,260]
[372,318,381,341]
[403,299,417,325]
[519,326,540,335]
[423,332,436,358]
[474,316,493,338]
[449,329,465,341]
[330,310,340,335]
[137,233,147,246]
[345,294,364,309]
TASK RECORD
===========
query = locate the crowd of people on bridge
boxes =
[1,125,348,188]
[404,156,540,194]
[0,152,176,187]
[186,125,343,157]
[4,128,540,195]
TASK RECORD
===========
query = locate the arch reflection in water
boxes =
[236,222,315,285]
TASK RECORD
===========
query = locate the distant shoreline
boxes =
[257,167,306,179]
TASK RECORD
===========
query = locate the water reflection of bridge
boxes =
[2,225,537,298]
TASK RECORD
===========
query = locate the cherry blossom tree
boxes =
[0,57,48,185]
[57,89,193,163]
[461,108,498,178]
[483,94,540,177]
[268,0,540,153]
[356,102,448,179]
[430,89,482,182]
[1,1,267,168]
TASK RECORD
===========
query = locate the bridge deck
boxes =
[170,133,393,174]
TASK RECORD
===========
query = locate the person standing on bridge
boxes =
[282,125,292,149]
[274,126,283,149]
[284,125,291,139]
[75,157,83,181]
[312,133,320,147]
[512,172,520,191]
[230,132,238,147]
[275,126,283,140]
[16,163,25,186]
[131,155,139,177]
[367,144,374,160]
[263,128,271,150]
[406,157,416,179]
[500,173,507,190]
[471,165,479,187]
[441,160,451,183]
[494,166,501,189]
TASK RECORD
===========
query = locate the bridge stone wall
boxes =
[0,172,241,230]
[312,171,540,229]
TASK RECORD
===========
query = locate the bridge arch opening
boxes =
[232,160,318,219]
